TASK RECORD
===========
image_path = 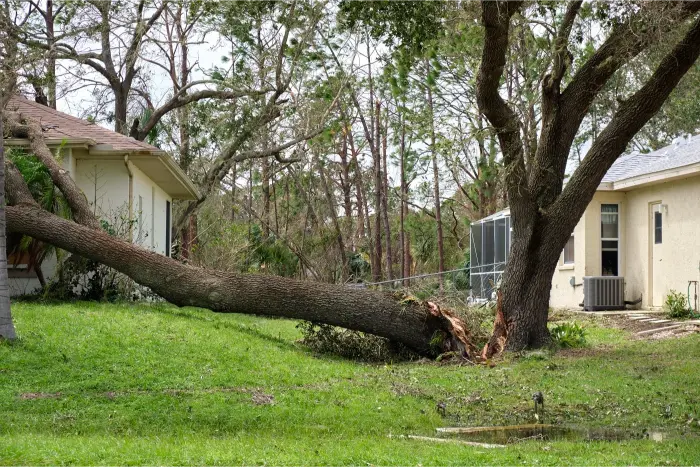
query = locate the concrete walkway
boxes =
[571,309,700,336]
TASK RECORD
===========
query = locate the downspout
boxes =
[124,155,134,242]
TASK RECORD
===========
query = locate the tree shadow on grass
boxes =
[142,303,301,352]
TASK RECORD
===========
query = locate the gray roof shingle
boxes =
[602,134,700,183]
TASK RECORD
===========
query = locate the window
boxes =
[601,204,619,238]
[654,211,662,244]
[563,235,575,264]
[601,204,619,276]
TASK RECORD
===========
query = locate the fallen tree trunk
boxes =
[5,202,475,357]
[2,109,475,358]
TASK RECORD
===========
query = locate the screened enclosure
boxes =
[470,209,511,299]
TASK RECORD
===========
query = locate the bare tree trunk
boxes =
[0,107,16,340]
[380,106,393,281]
[114,87,129,135]
[230,164,237,221]
[372,104,382,282]
[347,129,373,275]
[338,131,354,251]
[262,156,271,239]
[317,155,348,281]
[399,112,411,286]
[426,73,444,291]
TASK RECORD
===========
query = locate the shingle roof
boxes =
[602,134,700,183]
[6,95,163,154]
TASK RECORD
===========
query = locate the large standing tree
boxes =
[478,1,700,353]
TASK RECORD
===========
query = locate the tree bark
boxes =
[45,0,57,109]
[317,156,348,281]
[399,111,411,286]
[338,130,354,251]
[0,104,17,339]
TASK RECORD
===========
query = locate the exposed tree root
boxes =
[482,290,508,360]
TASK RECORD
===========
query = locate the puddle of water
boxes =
[439,425,668,444]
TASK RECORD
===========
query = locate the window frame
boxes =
[601,203,620,276]
[654,211,663,244]
[563,234,575,265]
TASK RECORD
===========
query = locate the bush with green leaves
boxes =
[46,208,158,302]
[549,322,587,348]
[6,149,70,281]
[664,289,691,319]
[296,322,418,362]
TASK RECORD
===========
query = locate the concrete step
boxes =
[636,324,684,336]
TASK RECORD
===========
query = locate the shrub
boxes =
[46,255,158,302]
[296,322,418,362]
[664,289,691,319]
[550,322,587,348]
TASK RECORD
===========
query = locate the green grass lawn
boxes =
[1,301,699,465]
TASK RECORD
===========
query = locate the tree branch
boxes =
[4,161,38,207]
[531,2,700,208]
[132,86,271,140]
[552,12,700,232]
[475,1,531,219]
[3,112,100,229]
[232,128,324,163]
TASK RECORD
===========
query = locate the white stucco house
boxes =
[5,95,199,296]
[471,134,700,310]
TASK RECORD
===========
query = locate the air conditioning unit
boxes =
[583,276,625,311]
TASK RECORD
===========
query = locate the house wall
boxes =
[550,175,700,310]
[75,156,131,222]
[550,191,627,308]
[9,152,173,296]
[130,164,171,255]
[8,252,58,297]
[625,175,700,308]
[550,215,586,308]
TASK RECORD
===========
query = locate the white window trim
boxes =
[601,203,621,276]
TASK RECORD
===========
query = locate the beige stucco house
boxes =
[5,95,199,296]
[471,134,700,310]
